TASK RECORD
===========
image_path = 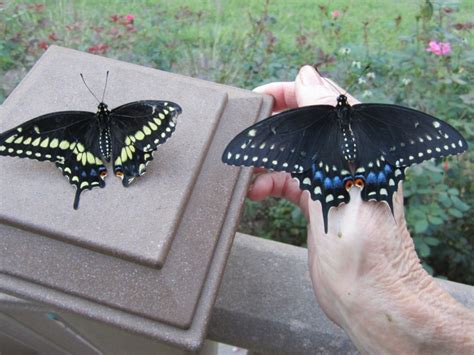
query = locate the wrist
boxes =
[338,251,474,354]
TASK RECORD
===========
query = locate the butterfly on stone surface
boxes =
[222,94,467,233]
[0,73,182,209]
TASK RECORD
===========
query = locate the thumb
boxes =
[295,65,338,107]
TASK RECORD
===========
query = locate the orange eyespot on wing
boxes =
[345,179,354,191]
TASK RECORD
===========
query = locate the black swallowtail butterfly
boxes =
[222,94,467,233]
[0,76,182,209]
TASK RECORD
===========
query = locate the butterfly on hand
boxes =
[0,98,182,209]
[222,94,467,233]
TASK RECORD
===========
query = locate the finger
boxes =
[248,172,309,216]
[253,82,297,112]
[295,65,361,107]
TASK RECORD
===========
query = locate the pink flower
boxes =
[124,14,135,25]
[331,10,340,19]
[426,40,451,56]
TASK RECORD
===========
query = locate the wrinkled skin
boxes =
[249,65,474,354]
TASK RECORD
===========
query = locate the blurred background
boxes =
[1,0,472,284]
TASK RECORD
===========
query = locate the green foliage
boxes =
[0,1,472,284]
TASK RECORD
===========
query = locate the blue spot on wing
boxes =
[377,172,386,184]
[324,177,332,189]
[366,172,377,184]
[333,176,343,188]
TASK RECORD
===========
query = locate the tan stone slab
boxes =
[0,46,227,267]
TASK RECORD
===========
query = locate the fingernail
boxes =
[299,65,321,86]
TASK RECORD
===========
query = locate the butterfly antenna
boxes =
[313,65,344,95]
[101,71,109,102]
[343,64,372,96]
[80,73,101,103]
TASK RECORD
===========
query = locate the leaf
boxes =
[415,219,429,233]
[418,242,431,258]
[451,195,470,212]
[428,215,444,225]
[424,237,440,246]
[448,208,464,218]
[448,188,459,196]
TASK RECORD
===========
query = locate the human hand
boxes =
[252,65,474,353]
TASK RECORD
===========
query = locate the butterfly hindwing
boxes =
[0,111,107,208]
[293,159,352,232]
[109,100,181,186]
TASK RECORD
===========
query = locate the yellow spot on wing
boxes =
[81,153,87,166]
[135,131,145,141]
[40,138,49,148]
[76,153,83,162]
[5,135,16,144]
[149,121,158,130]
[125,136,131,145]
[80,181,89,189]
[72,176,79,182]
[23,137,32,145]
[64,167,72,174]
[143,126,152,135]
[32,137,41,146]
[14,136,24,144]
[0,146,6,152]
[126,147,133,160]
[86,152,95,165]
[50,138,59,148]
[158,113,165,119]
[115,157,122,166]
[59,140,70,149]
[76,143,85,152]
[121,148,128,162]
[154,118,162,125]
[95,158,103,165]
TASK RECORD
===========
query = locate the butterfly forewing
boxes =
[110,100,181,186]
[351,104,467,167]
[223,105,336,173]
[0,111,107,209]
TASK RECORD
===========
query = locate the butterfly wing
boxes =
[222,105,352,232]
[0,111,107,208]
[109,100,181,186]
[223,105,337,173]
[350,104,467,209]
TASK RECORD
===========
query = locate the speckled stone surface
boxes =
[0,46,273,350]
[0,46,227,267]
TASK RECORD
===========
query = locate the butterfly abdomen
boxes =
[99,127,112,162]
[340,123,357,161]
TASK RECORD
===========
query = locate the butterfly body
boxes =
[222,94,467,233]
[0,100,182,209]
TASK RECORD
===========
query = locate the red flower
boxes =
[331,10,340,19]
[35,3,45,11]
[110,14,119,22]
[38,41,48,50]
[48,32,58,41]
[87,43,109,54]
